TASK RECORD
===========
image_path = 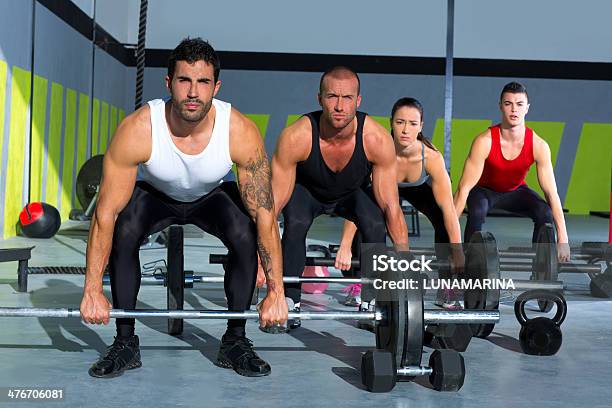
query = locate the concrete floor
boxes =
[0,214,610,408]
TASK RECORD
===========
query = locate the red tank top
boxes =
[477,124,534,192]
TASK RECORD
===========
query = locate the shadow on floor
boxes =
[485,331,523,353]
[21,279,224,364]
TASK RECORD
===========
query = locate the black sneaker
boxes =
[88,335,142,378]
[215,335,271,377]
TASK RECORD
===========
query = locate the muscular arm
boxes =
[364,118,408,247]
[271,117,310,217]
[453,132,491,215]
[231,111,283,294]
[85,108,151,293]
[427,151,462,243]
[534,136,568,244]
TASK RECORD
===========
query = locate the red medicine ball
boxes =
[18,202,61,238]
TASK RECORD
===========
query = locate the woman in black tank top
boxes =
[336,98,463,309]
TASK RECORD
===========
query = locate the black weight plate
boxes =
[375,267,423,375]
[590,272,612,298]
[534,224,558,312]
[76,154,103,209]
[464,231,500,338]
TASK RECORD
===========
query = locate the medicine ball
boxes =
[18,202,61,238]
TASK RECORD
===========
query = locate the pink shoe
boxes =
[435,289,464,310]
[341,284,362,307]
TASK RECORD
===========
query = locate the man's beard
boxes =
[325,112,354,131]
[171,96,212,123]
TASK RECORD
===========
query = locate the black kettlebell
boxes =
[514,290,567,356]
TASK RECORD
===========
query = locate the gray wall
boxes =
[141,0,612,62]
[144,0,448,56]
[455,0,612,62]
[70,0,139,45]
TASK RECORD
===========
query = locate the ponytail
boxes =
[417,132,438,152]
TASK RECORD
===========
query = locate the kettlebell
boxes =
[514,290,567,356]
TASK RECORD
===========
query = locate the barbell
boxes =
[0,264,499,393]
[0,306,498,324]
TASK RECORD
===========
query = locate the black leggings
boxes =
[464,184,553,244]
[110,181,257,338]
[398,183,451,266]
[282,184,386,303]
[399,183,449,244]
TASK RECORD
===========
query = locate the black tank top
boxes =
[295,111,372,203]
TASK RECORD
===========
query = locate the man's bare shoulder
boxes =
[283,116,312,141]
[531,131,551,161]
[275,116,311,161]
[472,128,492,148]
[531,131,548,148]
[227,107,268,169]
[107,104,152,164]
[229,107,261,143]
[476,128,492,141]
[363,115,390,141]
[362,116,394,162]
[121,104,151,135]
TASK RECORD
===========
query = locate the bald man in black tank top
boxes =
[271,66,409,328]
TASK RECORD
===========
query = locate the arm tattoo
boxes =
[239,148,274,215]
[239,148,278,290]
[257,241,276,291]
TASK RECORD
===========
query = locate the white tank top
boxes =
[137,98,234,202]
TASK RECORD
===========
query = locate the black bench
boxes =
[0,247,35,292]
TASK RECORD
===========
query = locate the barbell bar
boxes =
[101,272,564,292]
[0,307,499,325]
[498,262,604,274]
[328,244,594,261]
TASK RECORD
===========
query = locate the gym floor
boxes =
[0,215,610,408]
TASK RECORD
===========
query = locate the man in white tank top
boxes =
[79,38,287,378]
